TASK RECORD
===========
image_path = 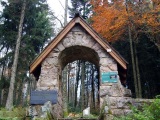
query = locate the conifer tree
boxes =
[0,0,55,107]
[6,0,26,110]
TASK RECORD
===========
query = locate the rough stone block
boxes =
[86,37,96,47]
[56,43,65,51]
[42,59,49,66]
[48,67,58,74]
[105,95,110,106]
[73,35,83,45]
[65,32,73,38]
[36,87,50,90]
[97,49,108,58]
[100,66,111,72]
[111,109,124,116]
[124,109,132,115]
[92,43,101,51]
[107,64,117,71]
[62,38,72,48]
[40,69,48,74]
[109,84,123,97]
[100,86,111,89]
[101,82,113,86]
[39,80,54,87]
[100,98,104,108]
[41,101,52,118]
[48,52,59,58]
[82,35,96,49]
[74,33,83,44]
[42,64,53,70]
[53,48,60,53]
[116,97,126,108]
[45,58,54,65]
[109,97,117,107]
[122,87,132,97]
[100,86,111,97]
[100,58,108,66]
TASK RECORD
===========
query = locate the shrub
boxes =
[114,96,160,120]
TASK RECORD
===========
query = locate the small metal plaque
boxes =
[101,71,118,83]
[30,90,57,105]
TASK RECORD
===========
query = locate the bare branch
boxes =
[58,0,65,10]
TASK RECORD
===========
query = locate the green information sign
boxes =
[101,71,118,83]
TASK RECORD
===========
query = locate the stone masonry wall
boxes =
[34,25,131,118]
[100,79,132,119]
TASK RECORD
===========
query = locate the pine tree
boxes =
[0,0,55,107]
[5,0,26,110]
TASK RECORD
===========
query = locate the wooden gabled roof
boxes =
[30,15,128,74]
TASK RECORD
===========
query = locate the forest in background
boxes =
[91,0,160,98]
[0,0,159,113]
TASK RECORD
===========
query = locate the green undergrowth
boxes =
[64,114,98,120]
[114,96,160,120]
[0,107,26,120]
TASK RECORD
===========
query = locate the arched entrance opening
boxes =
[58,46,100,116]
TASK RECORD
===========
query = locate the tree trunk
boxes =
[0,47,9,106]
[81,61,85,110]
[1,89,4,106]
[63,66,68,116]
[75,60,80,107]
[64,0,68,26]
[86,65,89,107]
[128,25,139,98]
[67,65,70,103]
[134,44,142,98]
[91,65,95,109]
[125,1,139,98]
[6,0,26,110]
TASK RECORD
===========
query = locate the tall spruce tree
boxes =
[5,0,27,110]
[0,0,55,107]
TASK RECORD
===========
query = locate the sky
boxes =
[47,0,71,27]
[47,0,65,22]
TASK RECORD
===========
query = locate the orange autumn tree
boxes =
[91,0,160,98]
[91,0,160,45]
[91,0,143,98]
[140,0,160,50]
[91,0,129,42]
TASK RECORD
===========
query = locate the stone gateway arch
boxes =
[29,15,132,119]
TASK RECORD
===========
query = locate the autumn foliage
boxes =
[91,0,160,46]
[91,0,128,42]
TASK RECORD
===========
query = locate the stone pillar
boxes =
[33,49,63,118]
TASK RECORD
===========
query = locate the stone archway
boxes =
[35,25,120,118]
[58,46,100,116]
[30,15,131,119]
